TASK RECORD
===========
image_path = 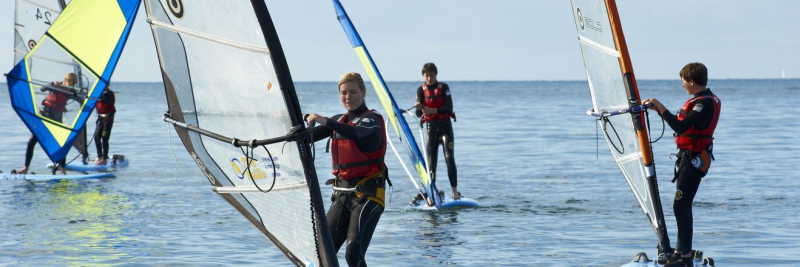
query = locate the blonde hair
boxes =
[338,72,366,95]
[64,73,77,86]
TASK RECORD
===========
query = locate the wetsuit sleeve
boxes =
[661,98,715,134]
[415,86,424,118]
[437,83,453,114]
[325,113,383,152]
[310,114,340,142]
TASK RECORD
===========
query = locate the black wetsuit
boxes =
[659,89,718,256]
[25,89,70,169]
[94,90,115,160]
[311,103,384,267]
[416,84,457,189]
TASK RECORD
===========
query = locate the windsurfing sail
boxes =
[6,0,139,163]
[144,1,338,266]
[333,0,442,209]
[570,0,671,251]
[14,0,92,164]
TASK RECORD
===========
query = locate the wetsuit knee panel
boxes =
[345,241,365,267]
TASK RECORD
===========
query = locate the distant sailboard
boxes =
[1,170,114,181]
[398,110,480,210]
[622,251,715,267]
[144,1,337,266]
[46,155,129,172]
[6,0,139,164]
[333,0,445,210]
[570,0,712,264]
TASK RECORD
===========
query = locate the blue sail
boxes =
[6,0,140,162]
[333,0,442,209]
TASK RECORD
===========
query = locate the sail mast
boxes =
[604,0,670,250]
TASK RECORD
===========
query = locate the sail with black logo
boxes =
[570,0,671,254]
[144,1,338,266]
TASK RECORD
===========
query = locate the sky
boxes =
[1,0,799,82]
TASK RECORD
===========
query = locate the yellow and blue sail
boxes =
[6,0,140,162]
[333,0,442,209]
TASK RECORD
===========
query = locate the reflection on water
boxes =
[415,211,461,264]
[3,180,130,265]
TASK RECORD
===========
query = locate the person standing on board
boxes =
[93,86,116,165]
[414,62,460,201]
[645,62,721,267]
[305,72,388,267]
[14,73,78,175]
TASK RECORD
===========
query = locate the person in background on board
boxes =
[94,86,116,165]
[414,62,459,202]
[645,62,721,267]
[15,73,78,175]
[305,72,388,267]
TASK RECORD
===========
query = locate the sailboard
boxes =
[46,155,129,172]
[398,110,480,210]
[332,0,443,210]
[570,0,673,257]
[1,170,115,181]
[6,0,139,164]
[144,1,337,266]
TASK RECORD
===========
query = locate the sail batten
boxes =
[148,18,272,54]
[578,36,620,57]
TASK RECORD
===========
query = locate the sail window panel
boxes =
[619,158,658,227]
[245,191,320,266]
[581,46,626,113]
[182,40,288,140]
[153,27,197,123]
[25,37,88,129]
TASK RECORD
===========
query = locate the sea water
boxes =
[1,80,798,266]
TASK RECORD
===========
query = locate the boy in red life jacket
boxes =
[413,62,460,201]
[305,72,387,267]
[645,63,721,267]
[15,73,78,175]
[93,86,116,165]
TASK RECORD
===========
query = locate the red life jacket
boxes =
[422,82,456,123]
[42,91,68,112]
[675,93,721,153]
[95,90,116,115]
[331,110,387,180]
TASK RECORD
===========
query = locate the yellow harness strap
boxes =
[353,168,386,208]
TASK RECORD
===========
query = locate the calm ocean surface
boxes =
[1,80,799,266]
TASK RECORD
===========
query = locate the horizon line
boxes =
[20,77,795,84]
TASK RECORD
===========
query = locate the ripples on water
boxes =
[1,80,798,266]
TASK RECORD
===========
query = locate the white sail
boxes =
[570,0,670,251]
[144,1,337,266]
